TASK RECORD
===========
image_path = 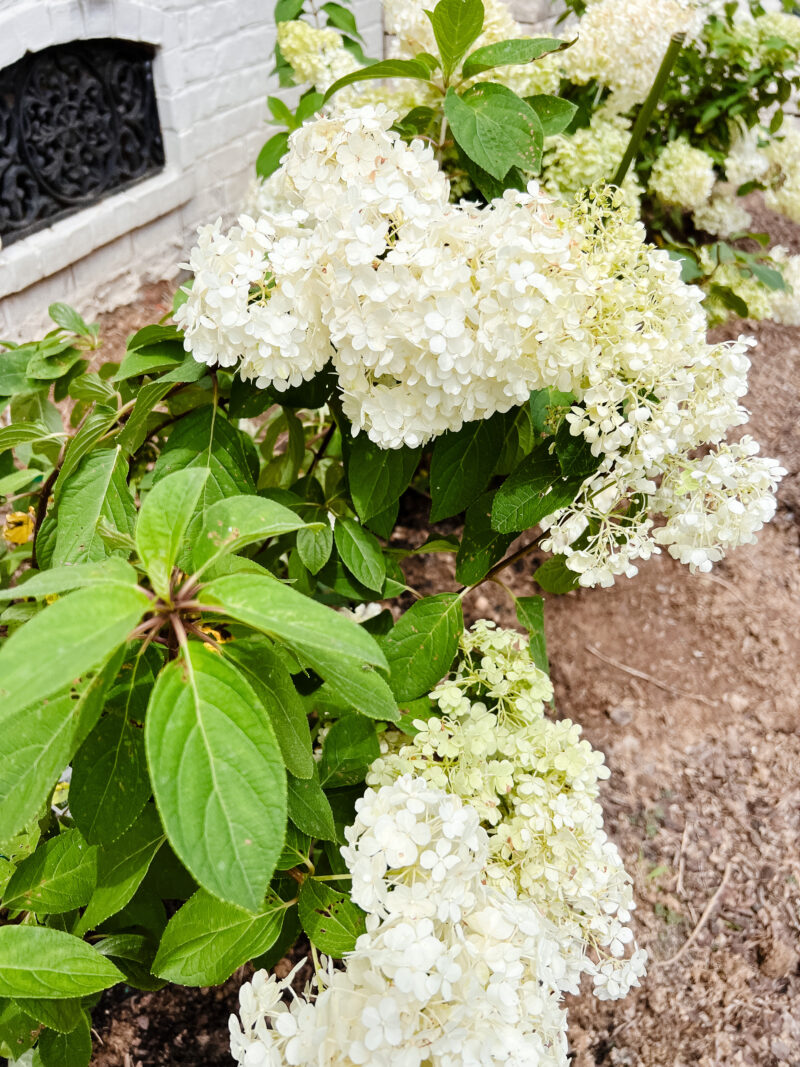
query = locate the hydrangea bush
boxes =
[0,0,787,1064]
[261,0,800,325]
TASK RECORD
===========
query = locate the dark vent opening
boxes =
[0,38,165,247]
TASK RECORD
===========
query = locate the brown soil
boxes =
[64,210,800,1065]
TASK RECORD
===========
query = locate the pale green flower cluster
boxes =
[542,110,642,211]
[648,138,717,212]
[698,246,774,325]
[368,621,645,999]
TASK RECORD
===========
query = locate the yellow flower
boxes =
[2,508,35,545]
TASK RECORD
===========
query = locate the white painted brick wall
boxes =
[0,0,385,340]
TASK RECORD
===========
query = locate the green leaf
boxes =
[117,356,207,455]
[21,997,84,1034]
[461,37,566,80]
[0,584,147,713]
[69,697,151,846]
[322,58,436,103]
[2,830,97,915]
[319,716,379,787]
[529,387,575,433]
[51,407,120,502]
[145,643,287,912]
[94,933,163,992]
[426,0,484,79]
[33,1011,92,1067]
[514,595,548,673]
[348,436,420,522]
[51,447,136,566]
[275,0,304,20]
[381,593,462,700]
[203,574,398,722]
[0,927,123,998]
[0,997,38,1060]
[0,652,124,844]
[47,304,90,336]
[256,132,290,179]
[287,770,337,841]
[525,94,578,136]
[296,522,334,574]
[0,558,137,602]
[74,806,166,937]
[298,879,366,956]
[0,421,58,454]
[554,418,600,479]
[152,888,286,986]
[193,494,308,572]
[333,518,386,593]
[455,492,514,585]
[0,348,37,396]
[491,443,583,533]
[322,2,363,40]
[223,637,314,779]
[429,413,508,521]
[150,407,256,563]
[125,324,183,351]
[533,554,579,594]
[444,83,543,180]
[26,345,85,382]
[136,468,210,596]
[112,344,183,383]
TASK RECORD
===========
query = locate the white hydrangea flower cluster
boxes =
[230,775,573,1067]
[276,20,358,92]
[561,0,704,110]
[368,621,647,1002]
[692,184,752,237]
[767,245,800,326]
[648,138,716,212]
[652,437,786,570]
[542,110,643,211]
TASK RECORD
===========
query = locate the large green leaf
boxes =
[298,879,365,956]
[444,83,543,180]
[151,407,255,566]
[192,494,308,572]
[322,58,436,103]
[152,889,286,986]
[0,584,147,712]
[52,408,120,502]
[202,574,398,722]
[117,356,207,455]
[455,492,514,585]
[50,447,135,566]
[0,997,38,1060]
[427,0,484,79]
[0,927,123,999]
[287,770,337,842]
[347,436,420,522]
[333,518,386,593]
[20,996,84,1035]
[381,593,463,701]
[525,94,578,137]
[2,830,97,915]
[32,1010,91,1066]
[491,444,583,533]
[69,703,150,847]
[0,558,137,602]
[429,413,508,521]
[145,643,287,912]
[0,652,123,843]
[223,638,314,779]
[74,806,166,937]
[0,421,58,454]
[319,716,380,788]
[296,521,333,574]
[136,468,210,597]
[461,36,566,80]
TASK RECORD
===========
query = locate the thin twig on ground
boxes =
[584,643,718,707]
[656,862,732,967]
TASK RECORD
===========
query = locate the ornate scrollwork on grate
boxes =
[0,39,165,246]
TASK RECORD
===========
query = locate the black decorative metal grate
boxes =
[0,38,165,246]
